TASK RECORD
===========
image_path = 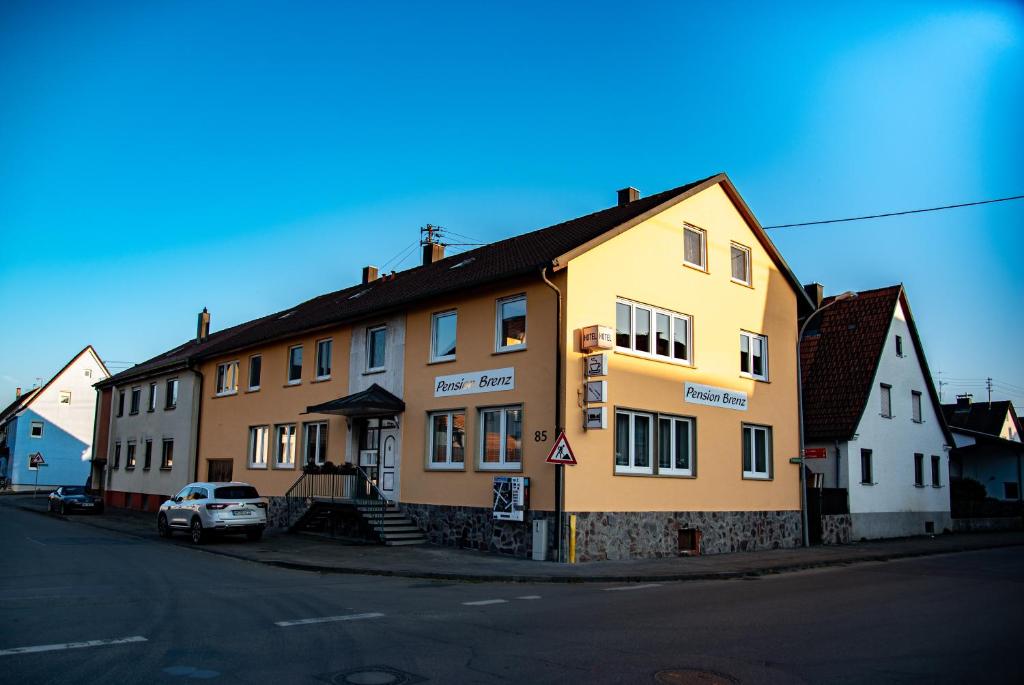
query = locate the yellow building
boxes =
[193,173,811,559]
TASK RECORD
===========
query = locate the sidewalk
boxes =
[6,494,1023,583]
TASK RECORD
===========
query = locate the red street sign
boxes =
[802,447,827,459]
[545,432,577,465]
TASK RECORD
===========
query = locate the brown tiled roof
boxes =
[800,286,953,444]
[941,400,1017,436]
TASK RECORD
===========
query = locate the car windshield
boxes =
[63,487,85,495]
[214,486,260,500]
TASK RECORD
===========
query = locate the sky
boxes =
[1,1,1022,411]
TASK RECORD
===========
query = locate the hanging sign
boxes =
[584,406,607,430]
[585,380,607,403]
[584,353,608,377]
[802,447,827,459]
[581,325,614,352]
[545,432,578,465]
[684,382,748,411]
[434,367,515,397]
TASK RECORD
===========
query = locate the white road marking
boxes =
[0,635,147,657]
[274,612,384,627]
[516,595,542,600]
[603,583,662,592]
[462,599,509,606]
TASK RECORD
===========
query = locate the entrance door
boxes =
[379,433,397,502]
[207,459,233,483]
[358,418,381,490]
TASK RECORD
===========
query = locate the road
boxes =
[1,502,1022,684]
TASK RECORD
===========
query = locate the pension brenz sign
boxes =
[684,382,748,411]
[434,367,515,398]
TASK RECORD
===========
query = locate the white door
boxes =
[379,432,398,502]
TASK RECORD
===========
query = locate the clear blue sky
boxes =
[2,1,1022,410]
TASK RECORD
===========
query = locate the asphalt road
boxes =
[2,503,1022,684]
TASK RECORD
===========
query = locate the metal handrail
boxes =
[284,467,391,539]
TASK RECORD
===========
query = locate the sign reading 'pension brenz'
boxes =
[434,367,515,397]
[684,382,748,411]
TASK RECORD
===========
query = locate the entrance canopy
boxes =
[305,383,405,418]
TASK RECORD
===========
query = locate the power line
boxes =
[763,193,1024,230]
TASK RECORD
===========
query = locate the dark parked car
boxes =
[48,486,104,515]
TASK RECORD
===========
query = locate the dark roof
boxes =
[195,172,812,359]
[305,384,406,417]
[800,285,953,444]
[941,400,1018,436]
[0,387,40,425]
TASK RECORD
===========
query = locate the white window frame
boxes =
[614,409,655,475]
[683,224,707,271]
[315,339,332,380]
[430,311,458,363]
[129,386,141,414]
[615,298,692,365]
[880,383,893,418]
[274,424,296,469]
[741,424,773,480]
[147,383,157,412]
[477,405,523,471]
[303,421,328,466]
[657,415,695,477]
[165,379,178,409]
[248,425,269,469]
[30,420,44,438]
[730,242,751,285]
[161,439,174,469]
[739,331,769,381]
[426,409,466,470]
[495,294,527,353]
[248,354,262,391]
[366,326,387,372]
[911,391,922,423]
[215,360,239,396]
[287,346,303,385]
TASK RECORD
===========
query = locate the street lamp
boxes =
[798,290,857,547]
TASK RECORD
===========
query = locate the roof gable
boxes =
[2,346,108,422]
[942,400,1018,438]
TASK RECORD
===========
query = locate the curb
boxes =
[8,500,1024,583]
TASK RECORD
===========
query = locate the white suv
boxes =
[157,482,268,544]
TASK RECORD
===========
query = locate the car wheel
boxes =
[157,514,172,539]
[246,529,263,542]
[190,518,205,545]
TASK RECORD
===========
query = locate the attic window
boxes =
[450,257,476,269]
[348,289,371,300]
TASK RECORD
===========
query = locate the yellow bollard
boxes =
[569,514,577,564]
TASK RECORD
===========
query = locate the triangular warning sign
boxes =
[545,432,577,465]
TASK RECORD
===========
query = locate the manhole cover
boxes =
[322,666,425,685]
[655,669,738,685]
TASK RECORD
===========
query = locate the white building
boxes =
[942,398,1023,502]
[801,285,954,539]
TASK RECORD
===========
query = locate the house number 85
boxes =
[534,431,548,442]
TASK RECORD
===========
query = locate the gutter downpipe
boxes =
[190,363,205,484]
[541,267,564,563]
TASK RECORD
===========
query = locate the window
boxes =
[248,426,269,469]
[495,295,527,352]
[742,424,772,479]
[658,415,695,476]
[931,455,941,487]
[84,369,92,378]
[914,453,924,486]
[427,410,466,469]
[30,420,44,438]
[113,442,121,468]
[128,387,141,414]
[730,243,751,285]
[147,383,157,412]
[161,440,174,469]
[117,390,125,417]
[895,335,904,357]
[274,424,296,469]
[739,331,768,381]
[430,311,458,362]
[479,406,523,470]
[287,346,303,384]
[1005,482,1020,500]
[911,391,922,422]
[683,224,706,270]
[367,326,387,371]
[860,449,873,484]
[880,384,892,418]
[58,391,71,405]
[165,379,179,409]
[615,299,691,364]
[303,422,328,465]
[316,339,332,379]
[126,442,137,469]
[248,355,262,391]
[216,361,239,395]
[615,410,653,475]
[144,439,153,469]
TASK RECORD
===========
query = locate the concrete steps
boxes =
[354,501,427,546]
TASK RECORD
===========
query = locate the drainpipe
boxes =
[540,267,564,563]
[190,364,205,484]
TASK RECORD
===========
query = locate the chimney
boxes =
[803,283,824,309]
[956,394,973,409]
[362,265,379,284]
[15,387,21,398]
[617,187,640,206]
[422,242,445,265]
[197,307,210,343]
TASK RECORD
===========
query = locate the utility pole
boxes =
[936,371,944,402]
[987,377,993,407]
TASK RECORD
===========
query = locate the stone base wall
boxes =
[402,503,555,558]
[267,496,313,531]
[573,510,801,561]
[820,514,852,545]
